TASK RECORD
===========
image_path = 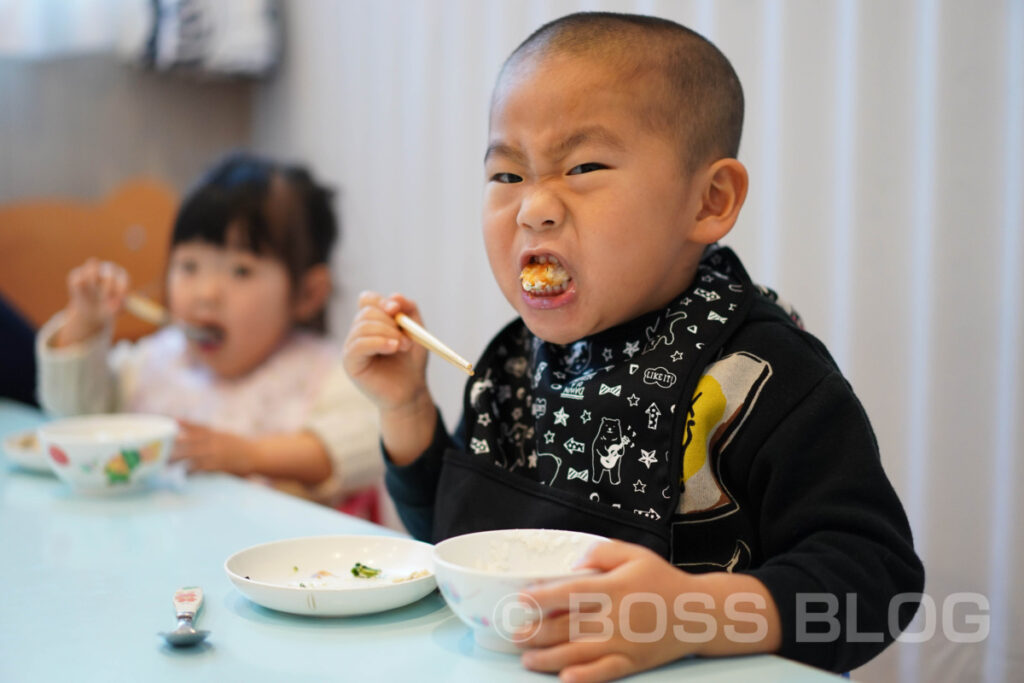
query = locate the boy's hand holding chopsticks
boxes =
[343,291,472,380]
[343,292,427,409]
[343,291,464,465]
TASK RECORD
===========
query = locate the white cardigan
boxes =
[36,312,382,503]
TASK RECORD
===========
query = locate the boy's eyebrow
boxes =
[484,126,626,165]
[484,142,527,165]
[547,126,626,160]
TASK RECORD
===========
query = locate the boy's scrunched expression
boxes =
[483,53,708,345]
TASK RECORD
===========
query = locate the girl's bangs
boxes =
[172,185,276,257]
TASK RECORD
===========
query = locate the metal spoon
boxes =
[124,293,223,344]
[159,586,210,647]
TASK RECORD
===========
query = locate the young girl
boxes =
[36,153,382,510]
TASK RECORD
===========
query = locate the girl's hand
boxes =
[342,291,430,411]
[518,541,781,683]
[171,420,259,476]
[55,259,130,346]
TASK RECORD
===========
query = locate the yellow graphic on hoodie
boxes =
[678,352,772,515]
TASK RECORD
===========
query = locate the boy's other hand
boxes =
[518,540,781,682]
[171,420,258,476]
[517,541,694,682]
[55,259,130,347]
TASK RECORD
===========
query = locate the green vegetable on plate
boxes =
[351,562,381,578]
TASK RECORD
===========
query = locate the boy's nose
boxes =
[516,187,564,232]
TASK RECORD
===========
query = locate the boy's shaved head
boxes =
[498,12,744,171]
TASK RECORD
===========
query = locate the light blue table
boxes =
[0,399,839,681]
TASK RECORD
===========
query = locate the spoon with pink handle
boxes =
[159,587,210,647]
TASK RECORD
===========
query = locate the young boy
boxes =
[344,12,923,681]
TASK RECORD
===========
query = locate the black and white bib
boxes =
[463,246,752,524]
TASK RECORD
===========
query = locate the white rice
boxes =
[472,531,579,573]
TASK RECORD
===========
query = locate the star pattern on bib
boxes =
[639,449,658,468]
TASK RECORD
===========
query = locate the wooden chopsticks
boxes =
[395,313,474,376]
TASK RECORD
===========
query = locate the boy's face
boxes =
[483,53,707,344]
[167,233,293,379]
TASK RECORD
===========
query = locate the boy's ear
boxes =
[292,264,332,323]
[691,158,748,244]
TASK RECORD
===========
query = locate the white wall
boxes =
[252,2,1023,681]
[0,54,252,203]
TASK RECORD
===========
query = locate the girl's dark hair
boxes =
[171,152,338,332]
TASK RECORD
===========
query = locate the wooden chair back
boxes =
[0,180,178,341]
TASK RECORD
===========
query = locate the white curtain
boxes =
[252,1,1023,681]
[0,0,143,58]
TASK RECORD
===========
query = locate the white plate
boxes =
[224,535,436,616]
[2,430,52,473]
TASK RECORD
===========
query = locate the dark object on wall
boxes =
[135,0,280,77]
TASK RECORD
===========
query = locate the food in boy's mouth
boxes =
[520,256,571,295]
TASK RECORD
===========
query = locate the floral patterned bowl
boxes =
[37,414,177,494]
[432,528,608,653]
